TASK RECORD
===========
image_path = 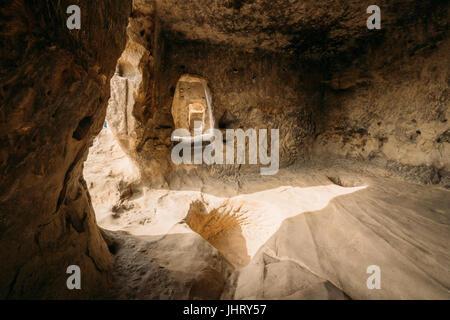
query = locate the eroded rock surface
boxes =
[106,0,449,187]
[2,0,449,300]
[0,0,131,298]
[84,131,450,299]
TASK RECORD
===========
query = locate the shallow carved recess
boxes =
[171,74,215,137]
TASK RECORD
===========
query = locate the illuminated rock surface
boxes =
[1,0,449,299]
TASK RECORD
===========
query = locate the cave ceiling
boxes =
[152,0,439,57]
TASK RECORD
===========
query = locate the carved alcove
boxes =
[171,74,215,138]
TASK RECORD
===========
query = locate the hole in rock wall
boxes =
[83,115,141,230]
[116,61,139,78]
[171,74,216,138]
[73,116,93,141]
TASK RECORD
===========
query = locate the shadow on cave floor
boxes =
[99,176,450,299]
[227,179,450,299]
[101,226,235,300]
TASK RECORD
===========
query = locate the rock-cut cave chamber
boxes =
[0,0,449,299]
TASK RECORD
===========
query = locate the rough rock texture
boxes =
[0,0,131,298]
[159,39,315,171]
[313,16,450,186]
[156,0,442,59]
[222,164,450,299]
[107,0,449,186]
[2,0,449,300]
[84,131,450,299]
[107,10,317,183]
[93,0,449,300]
[106,0,167,183]
[104,225,234,299]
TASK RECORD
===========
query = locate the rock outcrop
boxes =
[0,0,131,298]
[106,0,449,187]
[1,0,449,300]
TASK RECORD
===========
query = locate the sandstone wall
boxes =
[313,4,449,186]
[107,1,449,186]
[107,30,319,183]
[0,0,131,298]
